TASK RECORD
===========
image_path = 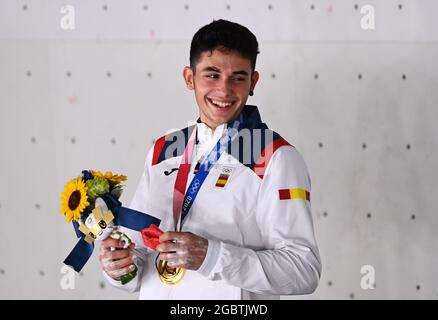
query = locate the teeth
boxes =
[210,99,233,108]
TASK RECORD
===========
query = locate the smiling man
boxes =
[184,47,259,129]
[99,19,321,300]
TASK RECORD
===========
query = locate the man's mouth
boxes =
[207,97,235,110]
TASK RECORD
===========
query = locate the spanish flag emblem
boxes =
[215,174,229,188]
[278,188,310,201]
[215,167,234,188]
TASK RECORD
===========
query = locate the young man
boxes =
[100,19,321,299]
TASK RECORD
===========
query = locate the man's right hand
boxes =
[99,237,136,280]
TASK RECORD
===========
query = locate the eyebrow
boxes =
[202,66,249,76]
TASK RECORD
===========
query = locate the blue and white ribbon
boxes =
[64,193,161,272]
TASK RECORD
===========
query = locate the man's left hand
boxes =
[157,231,208,270]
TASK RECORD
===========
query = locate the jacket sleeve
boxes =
[197,146,321,295]
[103,147,154,293]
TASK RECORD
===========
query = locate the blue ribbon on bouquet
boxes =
[64,193,161,272]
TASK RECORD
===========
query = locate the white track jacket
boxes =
[104,105,321,300]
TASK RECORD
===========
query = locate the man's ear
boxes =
[250,71,260,92]
[183,66,195,90]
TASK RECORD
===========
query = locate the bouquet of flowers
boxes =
[59,170,137,284]
[59,170,126,223]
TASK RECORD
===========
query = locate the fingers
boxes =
[101,237,127,250]
[161,255,188,268]
[159,247,188,261]
[100,250,136,280]
[104,255,134,271]
[159,231,181,243]
[156,241,180,253]
[100,239,135,256]
[156,232,208,271]
[106,264,137,280]
[100,247,133,268]
[101,247,131,261]
[99,238,137,281]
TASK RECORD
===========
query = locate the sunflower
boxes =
[90,170,127,184]
[60,178,90,222]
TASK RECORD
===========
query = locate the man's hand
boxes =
[99,237,136,280]
[157,232,208,270]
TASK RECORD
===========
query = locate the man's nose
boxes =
[216,77,233,95]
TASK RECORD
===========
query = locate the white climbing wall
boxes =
[0,0,437,299]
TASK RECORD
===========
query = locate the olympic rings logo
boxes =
[222,167,232,174]
[189,179,200,193]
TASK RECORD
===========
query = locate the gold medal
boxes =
[156,259,186,285]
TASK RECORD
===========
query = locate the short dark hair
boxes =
[190,19,260,72]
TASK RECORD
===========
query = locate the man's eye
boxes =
[234,77,246,81]
[206,74,219,79]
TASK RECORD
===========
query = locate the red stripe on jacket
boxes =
[152,136,166,166]
[253,138,292,179]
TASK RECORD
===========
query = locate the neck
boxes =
[199,119,224,131]
[203,122,216,130]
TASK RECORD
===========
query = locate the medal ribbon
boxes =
[172,118,242,231]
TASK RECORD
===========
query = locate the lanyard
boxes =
[172,120,242,231]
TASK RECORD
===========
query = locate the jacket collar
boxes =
[195,105,264,134]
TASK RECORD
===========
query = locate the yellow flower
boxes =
[59,178,90,222]
[90,170,127,184]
